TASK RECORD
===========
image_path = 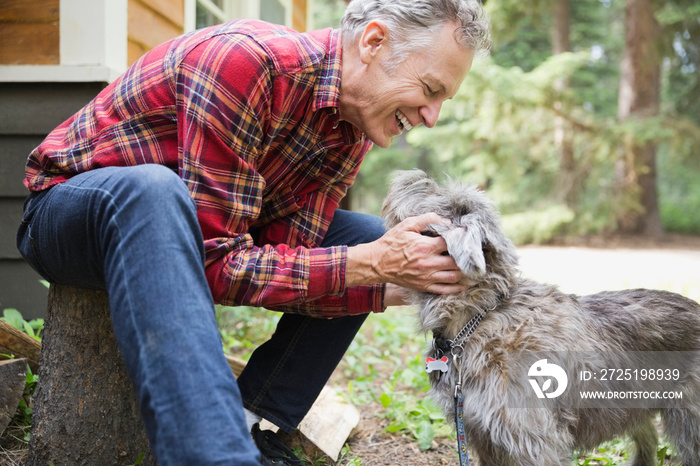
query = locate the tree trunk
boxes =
[28,285,156,466]
[615,0,663,235]
[552,0,577,207]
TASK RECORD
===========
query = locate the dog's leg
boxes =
[662,407,700,465]
[469,427,571,466]
[628,416,658,466]
[469,433,516,466]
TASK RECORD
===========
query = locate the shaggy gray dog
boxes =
[381,169,700,466]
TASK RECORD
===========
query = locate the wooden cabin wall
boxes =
[0,0,60,65]
[127,0,185,65]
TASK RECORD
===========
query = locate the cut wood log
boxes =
[231,354,359,462]
[227,354,361,460]
[278,385,361,462]
[0,358,27,437]
[225,353,247,377]
[0,319,41,372]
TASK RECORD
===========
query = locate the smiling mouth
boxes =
[395,110,413,133]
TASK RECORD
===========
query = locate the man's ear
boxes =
[359,21,389,65]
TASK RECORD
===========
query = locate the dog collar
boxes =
[430,300,498,362]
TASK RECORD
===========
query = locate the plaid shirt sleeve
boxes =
[253,147,385,317]
[172,25,385,317]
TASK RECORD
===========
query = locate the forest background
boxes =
[316,0,700,245]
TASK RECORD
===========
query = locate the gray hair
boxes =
[340,0,491,73]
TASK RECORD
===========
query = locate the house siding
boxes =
[292,0,308,32]
[0,0,60,65]
[127,0,185,65]
[0,82,106,319]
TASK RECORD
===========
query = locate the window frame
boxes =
[185,0,295,32]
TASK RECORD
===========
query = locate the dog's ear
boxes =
[381,169,437,227]
[434,215,486,275]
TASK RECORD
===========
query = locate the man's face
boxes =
[346,22,475,148]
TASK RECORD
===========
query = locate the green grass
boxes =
[338,310,453,450]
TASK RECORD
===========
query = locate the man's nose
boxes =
[420,100,443,128]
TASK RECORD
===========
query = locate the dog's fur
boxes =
[381,169,700,466]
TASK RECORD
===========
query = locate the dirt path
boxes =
[518,235,700,301]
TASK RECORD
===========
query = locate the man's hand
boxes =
[346,213,467,299]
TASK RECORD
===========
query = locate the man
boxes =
[17,0,490,464]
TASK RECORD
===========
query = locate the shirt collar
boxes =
[312,28,342,113]
[312,29,365,144]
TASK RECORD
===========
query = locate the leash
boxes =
[425,302,499,466]
[455,375,469,466]
[453,353,470,466]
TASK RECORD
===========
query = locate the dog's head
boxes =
[381,169,518,285]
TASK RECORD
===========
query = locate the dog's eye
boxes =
[421,230,440,238]
[452,203,471,217]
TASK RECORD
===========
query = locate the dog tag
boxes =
[426,356,449,374]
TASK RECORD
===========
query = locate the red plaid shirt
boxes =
[24,20,384,317]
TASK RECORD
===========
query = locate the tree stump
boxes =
[28,285,156,466]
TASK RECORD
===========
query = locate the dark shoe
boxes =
[251,423,303,466]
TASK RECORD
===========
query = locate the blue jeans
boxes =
[16,165,385,465]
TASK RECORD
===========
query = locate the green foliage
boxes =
[395,49,700,241]
[13,364,37,442]
[574,434,675,465]
[658,145,700,234]
[658,2,700,125]
[576,437,630,464]
[336,0,700,238]
[2,308,44,341]
[216,305,280,355]
[1,308,42,446]
[336,310,458,454]
[127,452,145,466]
[402,53,621,241]
[312,0,347,30]
[378,351,453,451]
[337,444,363,465]
[484,0,553,52]
[502,204,575,244]
[294,446,332,466]
[487,0,624,117]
